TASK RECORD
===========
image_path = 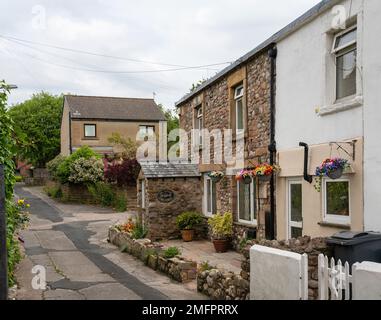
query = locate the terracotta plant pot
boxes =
[327,168,344,180]
[181,229,195,242]
[212,239,230,253]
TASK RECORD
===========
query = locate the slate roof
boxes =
[175,0,338,106]
[65,95,166,121]
[139,162,201,178]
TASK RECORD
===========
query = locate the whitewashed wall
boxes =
[362,0,381,233]
[275,0,381,232]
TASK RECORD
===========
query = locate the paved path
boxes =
[14,185,205,300]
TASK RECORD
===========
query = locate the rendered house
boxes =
[60,95,167,156]
[274,0,381,238]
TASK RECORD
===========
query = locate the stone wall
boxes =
[108,228,197,283]
[141,177,204,241]
[178,50,272,241]
[24,168,50,186]
[241,236,332,300]
[197,269,250,300]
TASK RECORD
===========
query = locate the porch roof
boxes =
[139,162,200,178]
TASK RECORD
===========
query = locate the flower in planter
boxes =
[252,164,280,177]
[208,171,224,182]
[314,158,350,192]
[235,170,253,181]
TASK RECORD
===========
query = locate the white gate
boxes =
[318,254,352,300]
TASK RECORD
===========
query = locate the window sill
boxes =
[82,137,99,141]
[319,95,363,116]
[318,221,351,230]
[235,221,257,229]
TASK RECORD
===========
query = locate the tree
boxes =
[189,79,207,93]
[9,92,63,168]
[107,133,138,159]
[158,104,179,150]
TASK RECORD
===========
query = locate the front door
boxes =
[287,179,303,239]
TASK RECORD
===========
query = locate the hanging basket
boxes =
[257,174,272,182]
[243,176,253,184]
[327,167,344,180]
[210,175,222,183]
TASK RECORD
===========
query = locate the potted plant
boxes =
[208,212,233,253]
[252,164,280,181]
[314,158,350,191]
[176,211,203,242]
[235,170,253,184]
[208,171,224,183]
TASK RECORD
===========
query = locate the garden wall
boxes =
[24,168,50,186]
[108,228,198,283]
[241,236,332,300]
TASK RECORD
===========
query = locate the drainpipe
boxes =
[69,111,73,155]
[299,142,313,183]
[267,45,277,240]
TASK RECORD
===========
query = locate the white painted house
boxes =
[274,0,381,239]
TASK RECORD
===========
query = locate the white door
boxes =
[287,179,303,239]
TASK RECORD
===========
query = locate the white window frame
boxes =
[203,175,215,217]
[237,179,257,226]
[287,179,303,240]
[196,105,203,146]
[234,85,244,133]
[331,25,357,54]
[84,124,96,138]
[323,177,351,225]
[141,180,146,209]
[332,26,357,101]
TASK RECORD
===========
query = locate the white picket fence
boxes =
[318,254,353,300]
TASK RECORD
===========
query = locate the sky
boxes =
[0,0,321,109]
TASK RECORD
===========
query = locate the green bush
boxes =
[68,157,104,184]
[88,182,114,207]
[46,155,66,181]
[56,146,101,184]
[44,185,62,199]
[113,194,127,212]
[199,261,215,272]
[131,218,148,239]
[15,175,23,182]
[163,247,181,259]
[176,211,203,230]
[208,212,233,240]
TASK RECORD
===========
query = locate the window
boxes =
[288,180,303,239]
[194,105,203,145]
[139,125,155,139]
[141,180,145,209]
[234,85,244,132]
[84,124,96,138]
[237,180,256,225]
[204,176,216,216]
[332,27,357,100]
[323,178,350,224]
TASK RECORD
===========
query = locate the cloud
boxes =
[0,0,321,108]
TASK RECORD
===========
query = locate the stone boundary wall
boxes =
[108,228,197,283]
[197,269,250,300]
[24,168,50,186]
[241,236,332,300]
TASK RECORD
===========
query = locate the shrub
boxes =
[56,146,101,184]
[88,182,114,207]
[113,193,127,212]
[44,185,62,199]
[208,212,233,240]
[15,175,23,182]
[105,158,140,187]
[131,218,148,239]
[199,261,215,272]
[68,157,104,184]
[46,155,66,181]
[163,247,181,259]
[176,211,203,230]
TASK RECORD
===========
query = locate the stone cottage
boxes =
[175,44,277,245]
